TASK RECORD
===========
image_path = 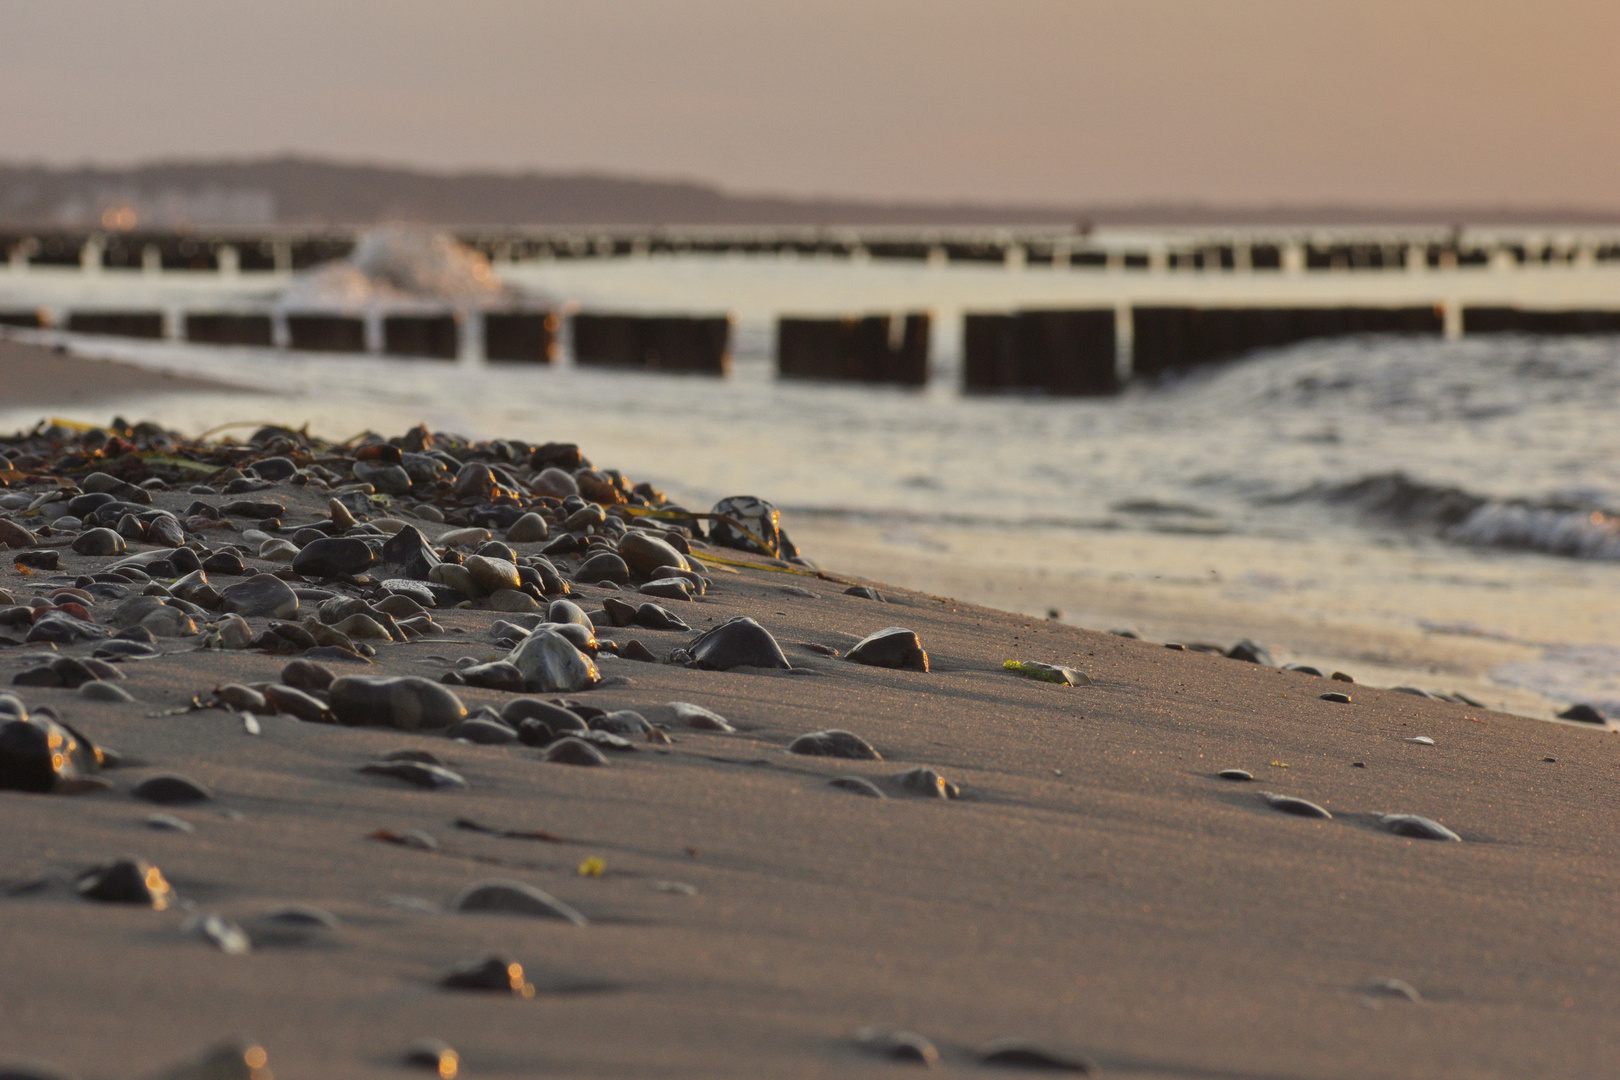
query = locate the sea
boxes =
[5,253,1620,724]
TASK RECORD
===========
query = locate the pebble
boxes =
[200,550,246,577]
[445,660,527,693]
[1331,671,1355,683]
[437,527,492,549]
[978,1038,1092,1073]
[503,697,588,731]
[332,612,393,640]
[506,512,550,543]
[1004,660,1091,686]
[263,683,333,723]
[261,904,341,928]
[70,527,126,556]
[144,813,195,833]
[292,536,377,579]
[76,855,172,909]
[428,562,480,598]
[379,525,442,580]
[1259,791,1332,819]
[684,616,791,671]
[440,953,534,995]
[621,639,658,663]
[575,551,630,585]
[632,602,690,631]
[354,461,413,495]
[403,1039,460,1077]
[1405,736,1436,745]
[829,776,886,798]
[79,681,134,703]
[219,574,299,619]
[533,466,578,497]
[1283,663,1323,676]
[280,658,336,692]
[0,518,38,548]
[564,503,607,530]
[543,737,610,766]
[855,1026,939,1065]
[464,553,521,594]
[131,774,213,805]
[257,538,300,561]
[667,701,734,732]
[789,729,881,760]
[592,710,650,735]
[447,716,520,744]
[1217,769,1254,781]
[483,588,539,612]
[25,612,109,645]
[1368,977,1423,1002]
[505,629,600,693]
[1320,692,1352,704]
[452,878,588,925]
[846,627,930,672]
[618,531,689,577]
[358,760,469,789]
[0,714,98,792]
[894,766,957,798]
[330,676,468,730]
[183,912,251,955]
[92,638,161,662]
[1378,813,1461,841]
[547,599,594,628]
[843,585,885,601]
[1557,703,1607,724]
[1226,638,1274,665]
[638,578,692,601]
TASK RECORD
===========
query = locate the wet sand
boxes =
[0,336,257,408]
[1,474,1618,1077]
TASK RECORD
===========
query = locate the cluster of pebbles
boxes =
[2,419,1085,1076]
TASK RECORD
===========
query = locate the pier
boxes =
[5,223,1620,393]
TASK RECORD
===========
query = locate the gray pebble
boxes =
[1259,791,1332,819]
[1217,769,1253,781]
[978,1038,1092,1072]
[666,701,734,732]
[358,761,469,789]
[1378,814,1461,841]
[131,774,212,805]
[790,729,881,760]
[543,737,609,766]
[219,574,299,619]
[452,878,587,925]
[855,1026,939,1065]
[143,813,194,833]
[846,627,929,672]
[829,777,886,798]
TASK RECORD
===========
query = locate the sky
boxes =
[1,0,1615,209]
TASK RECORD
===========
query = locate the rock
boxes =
[1227,639,1274,665]
[452,879,587,925]
[547,599,594,628]
[379,525,440,580]
[856,1026,939,1065]
[220,574,299,619]
[545,621,597,653]
[1405,735,1436,746]
[26,613,108,645]
[667,701,734,732]
[201,551,246,576]
[634,603,690,631]
[93,639,162,661]
[263,683,333,723]
[440,953,533,994]
[503,698,587,733]
[330,676,468,730]
[684,616,791,671]
[280,659,336,692]
[978,1038,1092,1073]
[131,774,212,805]
[1368,977,1423,1002]
[618,531,689,577]
[506,629,600,692]
[143,1039,271,1080]
[251,456,298,482]
[354,461,413,495]
[592,710,650,735]
[464,554,521,594]
[532,466,578,497]
[403,1039,460,1077]
[709,495,794,558]
[638,579,692,602]
[142,605,198,638]
[428,562,480,598]
[506,512,549,543]
[71,528,125,557]
[1378,813,1462,841]
[844,585,885,601]
[790,729,881,760]
[0,518,39,549]
[829,777,886,798]
[332,613,393,640]
[1217,769,1253,781]
[575,551,630,585]
[543,737,609,766]
[1558,703,1607,724]
[846,627,929,672]
[621,639,658,663]
[446,661,527,693]
[484,588,540,612]
[77,856,172,908]
[1320,692,1352,704]
[1282,663,1323,676]
[564,503,607,530]
[447,717,520,744]
[452,462,497,501]
[600,595,636,627]
[358,760,469,789]
[1260,791,1332,819]
[257,538,300,562]
[15,657,119,689]
[1003,660,1091,686]
[13,549,60,571]
[182,912,251,955]
[145,813,194,833]
[222,499,286,519]
[79,681,134,703]
[0,715,99,791]
[213,684,268,711]
[292,536,376,579]
[893,766,956,798]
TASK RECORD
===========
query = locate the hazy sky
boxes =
[2,0,1614,208]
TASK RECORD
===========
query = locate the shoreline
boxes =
[0,336,261,408]
[0,420,1617,1077]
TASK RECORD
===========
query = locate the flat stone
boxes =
[790,729,880,760]
[846,627,929,672]
[358,760,469,789]
[447,717,520,744]
[1378,813,1462,841]
[220,574,299,619]
[856,1026,939,1065]
[634,603,690,631]
[452,878,587,925]
[1260,791,1332,819]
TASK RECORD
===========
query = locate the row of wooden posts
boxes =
[12,304,1620,393]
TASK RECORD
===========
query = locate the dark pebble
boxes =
[846,626,929,672]
[1226,639,1273,665]
[70,528,126,557]
[262,683,333,723]
[447,717,519,744]
[1557,703,1607,724]
[844,585,885,602]
[1217,769,1253,781]
[201,551,246,576]
[856,1027,939,1065]
[684,616,790,671]
[292,536,376,579]
[789,729,881,760]
[76,855,172,908]
[358,760,469,789]
[621,639,658,663]
[445,660,527,693]
[543,737,609,766]
[219,574,299,619]
[634,602,690,631]
[329,675,468,730]
[453,879,587,924]
[575,551,630,585]
[1378,813,1462,841]
[92,639,161,662]
[894,766,957,798]
[666,701,734,731]
[1260,792,1332,819]
[1283,663,1323,676]
[1320,692,1352,704]
[978,1038,1092,1073]
[591,710,650,735]
[403,1039,460,1076]
[280,658,336,692]
[440,953,532,994]
[0,715,99,792]
[829,777,886,798]
[130,774,213,805]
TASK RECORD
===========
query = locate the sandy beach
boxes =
[0,371,1614,1080]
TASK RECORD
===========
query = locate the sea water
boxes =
[5,257,1620,721]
